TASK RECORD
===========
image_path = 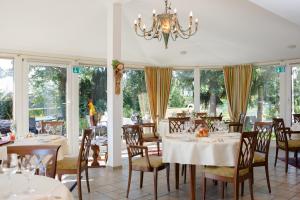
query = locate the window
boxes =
[0,58,14,120]
[167,70,194,117]
[122,69,148,123]
[200,69,228,118]
[292,65,300,116]
[28,64,67,133]
[79,66,107,133]
[247,65,280,122]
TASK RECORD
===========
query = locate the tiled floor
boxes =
[69,142,300,200]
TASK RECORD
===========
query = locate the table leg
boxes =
[175,163,179,189]
[189,165,196,200]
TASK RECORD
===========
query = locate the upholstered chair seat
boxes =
[56,156,85,170]
[253,152,265,163]
[203,166,249,178]
[278,140,300,149]
[132,156,163,169]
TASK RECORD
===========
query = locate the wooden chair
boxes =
[202,116,223,132]
[252,122,272,193]
[195,112,207,119]
[168,117,190,183]
[293,114,300,123]
[41,121,64,135]
[140,123,160,156]
[273,118,300,173]
[7,145,61,178]
[168,117,190,133]
[122,124,170,200]
[227,113,246,133]
[56,129,93,200]
[202,131,258,200]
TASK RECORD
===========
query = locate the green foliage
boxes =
[112,60,122,70]
[122,70,146,118]
[0,92,13,119]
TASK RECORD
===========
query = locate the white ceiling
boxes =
[0,0,300,66]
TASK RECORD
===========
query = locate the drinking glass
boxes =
[10,120,16,134]
[35,122,42,134]
[45,124,51,135]
[22,159,36,194]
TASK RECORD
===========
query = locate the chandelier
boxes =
[134,0,198,49]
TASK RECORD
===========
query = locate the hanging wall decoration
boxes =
[112,59,124,95]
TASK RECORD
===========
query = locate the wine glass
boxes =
[10,120,16,134]
[45,124,51,135]
[35,122,42,134]
[22,159,36,194]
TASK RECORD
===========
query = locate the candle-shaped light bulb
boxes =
[134,20,137,25]
[174,8,177,14]
[190,11,193,17]
[138,14,141,19]
[153,9,156,14]
[143,24,146,30]
[195,18,198,23]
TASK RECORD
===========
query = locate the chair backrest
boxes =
[7,145,61,178]
[140,123,157,137]
[168,117,190,133]
[78,129,93,172]
[176,112,187,118]
[193,119,208,131]
[254,122,272,156]
[293,114,300,123]
[195,112,207,119]
[235,132,258,174]
[122,124,143,158]
[41,121,64,135]
[272,118,285,130]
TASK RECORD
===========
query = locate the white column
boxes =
[194,68,200,112]
[106,2,123,167]
[14,57,29,137]
[66,63,80,155]
[279,64,292,126]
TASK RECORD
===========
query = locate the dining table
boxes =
[0,134,69,161]
[162,131,241,200]
[0,173,73,200]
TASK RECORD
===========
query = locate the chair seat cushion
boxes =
[204,166,249,178]
[278,140,300,149]
[57,156,85,170]
[132,156,164,168]
[253,152,265,163]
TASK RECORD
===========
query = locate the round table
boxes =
[0,174,73,200]
[162,132,241,200]
[157,120,169,137]
[0,135,69,161]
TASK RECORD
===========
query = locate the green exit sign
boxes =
[73,66,81,74]
[275,66,285,73]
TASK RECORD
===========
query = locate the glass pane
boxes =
[122,69,148,124]
[167,70,194,117]
[79,66,107,134]
[200,70,228,119]
[0,58,14,133]
[292,65,300,117]
[247,65,280,123]
[28,64,67,134]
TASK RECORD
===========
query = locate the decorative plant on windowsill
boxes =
[112,59,124,95]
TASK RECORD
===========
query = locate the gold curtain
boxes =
[158,68,172,120]
[145,67,158,122]
[223,64,253,121]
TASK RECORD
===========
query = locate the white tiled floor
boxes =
[69,143,300,200]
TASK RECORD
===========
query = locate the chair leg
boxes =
[77,172,82,200]
[126,168,132,198]
[58,174,62,181]
[265,164,271,193]
[221,182,225,199]
[249,177,254,200]
[285,150,289,173]
[157,141,160,156]
[166,165,170,192]
[234,180,239,200]
[181,165,185,176]
[241,182,244,196]
[184,166,187,184]
[295,151,298,167]
[153,168,158,200]
[85,167,90,193]
[202,174,206,200]
[274,147,278,167]
[140,171,144,188]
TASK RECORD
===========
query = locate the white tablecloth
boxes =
[0,135,69,161]
[162,132,241,166]
[157,120,169,137]
[0,174,73,200]
[291,124,300,140]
